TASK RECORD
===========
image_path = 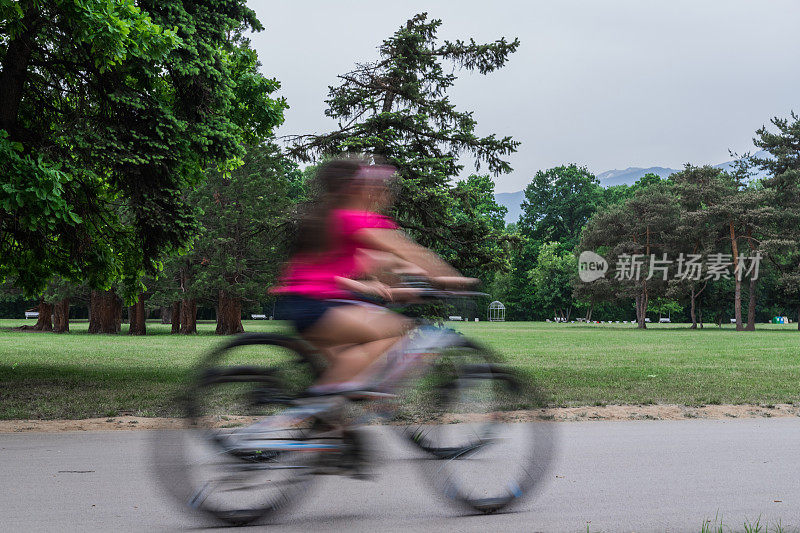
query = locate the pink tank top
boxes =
[272,209,398,299]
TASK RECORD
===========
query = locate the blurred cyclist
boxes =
[272,157,474,396]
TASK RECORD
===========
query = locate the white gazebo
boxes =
[488,301,506,322]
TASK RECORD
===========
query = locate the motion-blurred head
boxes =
[315,158,397,212]
[294,156,397,255]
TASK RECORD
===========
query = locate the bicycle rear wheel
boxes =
[404,339,557,513]
[151,334,330,526]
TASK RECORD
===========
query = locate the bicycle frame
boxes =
[210,324,485,457]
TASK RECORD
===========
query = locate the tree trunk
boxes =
[698,307,703,329]
[733,277,743,331]
[689,287,697,329]
[89,290,121,334]
[641,298,648,329]
[180,299,197,334]
[635,291,648,329]
[730,221,743,331]
[52,298,69,333]
[745,277,757,331]
[170,301,181,334]
[216,290,244,335]
[32,298,53,331]
[128,294,146,335]
[640,228,650,330]
[114,296,122,333]
[160,306,171,324]
[178,264,196,334]
[88,291,101,333]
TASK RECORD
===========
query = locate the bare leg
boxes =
[315,337,400,384]
[302,304,410,386]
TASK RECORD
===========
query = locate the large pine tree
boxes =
[291,13,519,276]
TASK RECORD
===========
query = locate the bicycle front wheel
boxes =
[405,339,557,514]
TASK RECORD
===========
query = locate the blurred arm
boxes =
[354,228,461,278]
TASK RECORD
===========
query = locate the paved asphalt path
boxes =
[2,418,799,532]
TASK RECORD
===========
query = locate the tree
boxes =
[446,175,511,280]
[753,112,800,329]
[580,183,680,328]
[504,165,602,320]
[0,276,76,332]
[701,277,735,327]
[670,165,730,328]
[519,165,602,255]
[41,277,76,333]
[580,172,672,323]
[601,172,668,208]
[572,276,617,323]
[147,253,198,335]
[148,144,302,334]
[647,297,682,322]
[1,1,173,293]
[703,169,770,331]
[128,293,147,336]
[0,0,284,299]
[189,143,301,334]
[88,288,122,333]
[528,242,577,321]
[290,13,519,275]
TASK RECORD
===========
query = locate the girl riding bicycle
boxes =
[272,157,475,395]
[160,161,551,524]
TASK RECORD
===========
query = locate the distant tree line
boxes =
[491,114,800,330]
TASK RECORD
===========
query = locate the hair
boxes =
[292,157,366,255]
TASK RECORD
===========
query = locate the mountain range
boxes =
[495,151,771,224]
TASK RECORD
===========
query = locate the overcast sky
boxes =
[246,0,800,192]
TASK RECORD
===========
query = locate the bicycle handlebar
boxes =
[415,288,490,300]
[395,275,487,301]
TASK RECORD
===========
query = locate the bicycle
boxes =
[151,288,557,526]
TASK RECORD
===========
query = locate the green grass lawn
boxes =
[0,319,798,419]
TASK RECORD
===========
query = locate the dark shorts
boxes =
[277,295,350,333]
